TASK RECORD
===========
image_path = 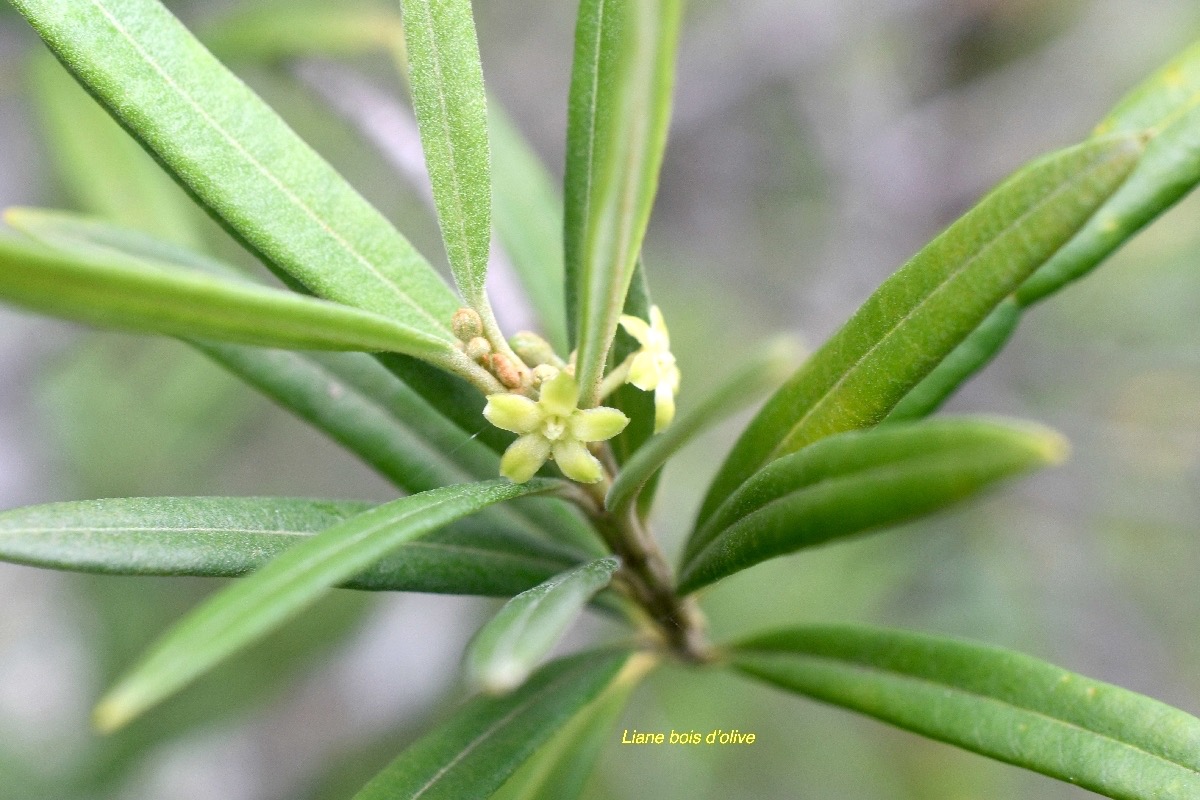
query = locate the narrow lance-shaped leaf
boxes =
[0,234,452,358]
[7,207,238,276]
[0,496,578,596]
[4,210,547,536]
[465,557,619,695]
[730,625,1200,800]
[27,51,203,248]
[679,418,1067,593]
[205,3,572,354]
[894,39,1200,418]
[93,479,558,732]
[1020,38,1200,305]
[564,0,683,406]
[696,134,1141,527]
[10,0,462,342]
[885,299,1020,422]
[490,653,646,800]
[400,0,492,307]
[606,337,802,515]
[353,650,636,800]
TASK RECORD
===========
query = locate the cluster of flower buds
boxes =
[451,308,526,390]
[456,304,682,484]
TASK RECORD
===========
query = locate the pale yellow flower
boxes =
[484,371,629,483]
[618,305,681,432]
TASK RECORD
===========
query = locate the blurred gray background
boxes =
[1,0,1199,798]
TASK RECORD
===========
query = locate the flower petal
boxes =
[484,394,542,434]
[569,407,630,442]
[618,314,651,344]
[500,434,552,483]
[627,351,659,391]
[654,381,676,433]
[539,371,580,417]
[649,305,670,344]
[552,440,603,484]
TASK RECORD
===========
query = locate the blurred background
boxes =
[2,0,1200,797]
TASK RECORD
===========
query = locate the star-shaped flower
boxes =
[484,371,629,483]
[618,305,681,432]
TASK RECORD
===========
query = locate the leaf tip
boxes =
[473,659,528,696]
[1033,430,1071,466]
[91,695,134,734]
[1,206,28,229]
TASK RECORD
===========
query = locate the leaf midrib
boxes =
[569,0,607,347]
[86,0,452,337]
[484,570,584,669]
[410,0,481,297]
[409,659,599,799]
[739,648,1200,779]
[766,150,1122,463]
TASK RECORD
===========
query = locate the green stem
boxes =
[598,355,633,400]
[572,453,712,663]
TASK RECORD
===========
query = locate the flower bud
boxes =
[509,331,561,367]
[451,307,484,342]
[465,336,492,362]
[490,352,526,389]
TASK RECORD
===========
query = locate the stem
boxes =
[477,295,532,386]
[437,347,506,394]
[574,458,712,663]
[598,355,633,399]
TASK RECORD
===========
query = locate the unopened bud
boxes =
[489,353,526,389]
[509,331,561,368]
[465,336,492,362]
[451,308,483,342]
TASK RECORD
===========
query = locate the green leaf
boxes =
[696,135,1142,527]
[0,496,578,596]
[606,337,802,516]
[1018,41,1200,305]
[11,215,591,548]
[26,51,204,248]
[490,653,646,800]
[11,0,461,339]
[730,625,1200,800]
[6,207,240,277]
[884,299,1021,422]
[893,40,1200,418]
[0,234,453,358]
[203,3,571,354]
[400,0,491,307]
[93,479,558,732]
[679,418,1067,593]
[353,649,633,800]
[489,105,570,352]
[203,5,403,62]
[80,577,370,788]
[564,0,683,406]
[465,557,619,694]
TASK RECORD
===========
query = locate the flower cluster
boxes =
[484,370,628,483]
